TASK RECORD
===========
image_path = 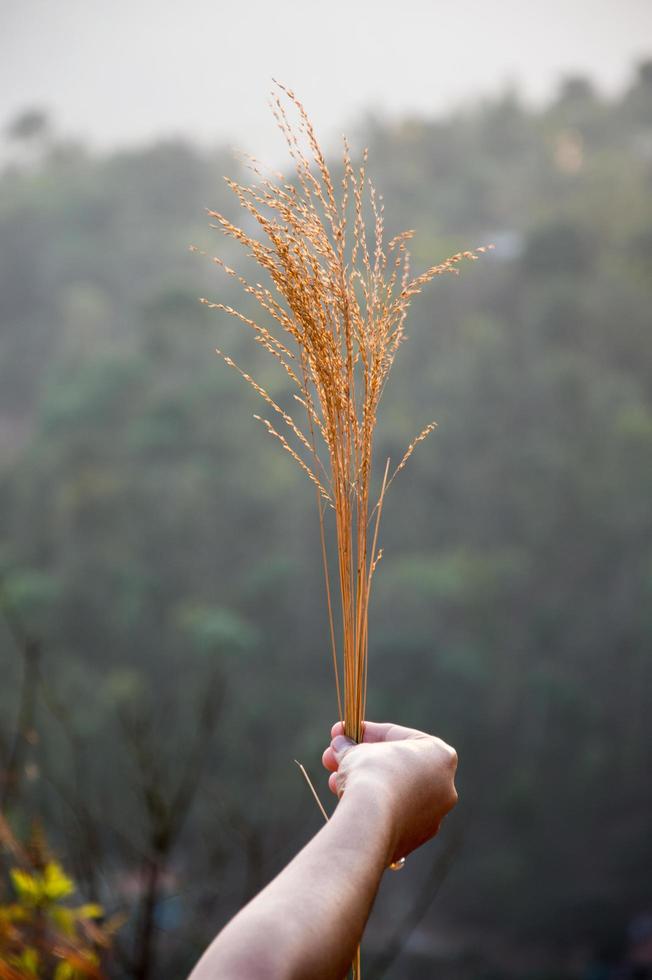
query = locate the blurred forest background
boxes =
[1,61,652,979]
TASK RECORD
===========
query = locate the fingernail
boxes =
[331,735,355,756]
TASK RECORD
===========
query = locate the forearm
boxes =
[189,780,395,980]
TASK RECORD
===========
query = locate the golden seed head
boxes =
[200,83,487,737]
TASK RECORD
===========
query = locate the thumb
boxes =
[331,734,356,760]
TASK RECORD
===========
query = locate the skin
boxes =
[189,720,458,980]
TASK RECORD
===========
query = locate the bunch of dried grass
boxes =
[196,82,489,978]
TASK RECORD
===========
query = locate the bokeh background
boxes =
[1,2,652,978]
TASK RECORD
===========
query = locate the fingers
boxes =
[324,720,417,781]
[322,735,355,773]
[323,742,340,794]
[361,721,422,743]
[322,731,355,777]
[322,745,338,772]
[330,719,422,743]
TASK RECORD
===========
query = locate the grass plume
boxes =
[197,82,489,974]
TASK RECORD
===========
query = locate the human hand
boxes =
[322,720,458,864]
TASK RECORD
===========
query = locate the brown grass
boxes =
[196,82,489,976]
[197,82,489,736]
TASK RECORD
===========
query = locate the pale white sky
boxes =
[1,0,651,159]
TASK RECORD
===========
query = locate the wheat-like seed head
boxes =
[198,83,490,743]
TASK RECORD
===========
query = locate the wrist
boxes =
[337,774,398,866]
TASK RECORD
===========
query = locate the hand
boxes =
[322,720,458,864]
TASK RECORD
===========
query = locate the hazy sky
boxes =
[2,0,651,160]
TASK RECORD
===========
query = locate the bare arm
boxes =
[188,721,458,980]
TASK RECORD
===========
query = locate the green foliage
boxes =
[0,825,116,978]
[0,571,63,632]
[175,602,258,657]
